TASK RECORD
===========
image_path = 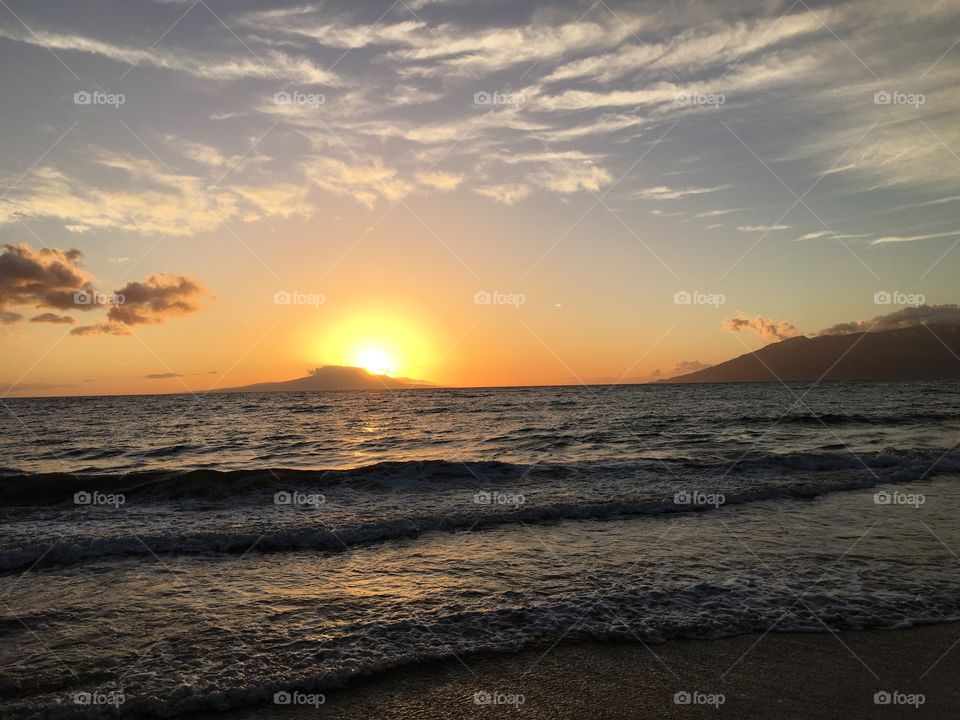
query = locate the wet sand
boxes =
[225,624,960,719]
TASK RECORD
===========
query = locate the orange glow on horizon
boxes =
[313,309,435,380]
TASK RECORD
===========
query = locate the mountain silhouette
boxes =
[218,366,431,392]
[665,325,960,383]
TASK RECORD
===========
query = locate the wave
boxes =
[0,460,537,506]
[2,448,959,506]
[8,583,960,719]
[0,468,942,573]
[767,410,960,426]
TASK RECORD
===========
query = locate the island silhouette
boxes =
[666,325,960,383]
[218,365,431,392]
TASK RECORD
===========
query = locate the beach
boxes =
[235,625,960,719]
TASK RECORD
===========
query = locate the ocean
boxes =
[1,382,959,718]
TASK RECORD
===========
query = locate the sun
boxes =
[308,307,435,381]
[354,347,397,376]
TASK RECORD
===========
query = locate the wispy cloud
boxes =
[0,26,340,84]
[737,224,791,233]
[636,185,732,200]
[475,183,531,206]
[871,230,960,245]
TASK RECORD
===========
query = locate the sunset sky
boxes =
[1,0,959,395]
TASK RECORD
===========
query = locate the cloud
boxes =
[819,305,960,336]
[475,183,532,205]
[870,230,960,245]
[30,313,75,324]
[636,185,732,200]
[415,171,463,192]
[0,26,339,84]
[145,372,182,379]
[545,11,825,84]
[304,157,412,209]
[69,273,208,336]
[0,162,239,238]
[533,54,819,112]
[484,151,613,198]
[673,360,711,374]
[695,207,748,218]
[0,149,320,236]
[0,381,74,393]
[0,310,22,324]
[724,313,802,343]
[0,243,93,312]
[796,231,832,241]
[795,231,873,242]
[5,0,960,244]
[179,141,228,168]
[391,85,443,106]
[108,274,208,326]
[537,113,645,142]
[388,16,640,76]
[70,322,130,337]
[231,184,313,220]
[533,162,611,194]
[237,8,423,50]
[737,224,791,232]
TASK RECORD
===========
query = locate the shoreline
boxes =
[221,624,960,719]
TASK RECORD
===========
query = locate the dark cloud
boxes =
[71,273,208,336]
[70,322,131,337]
[819,304,960,336]
[724,313,802,343]
[145,372,182,379]
[107,273,207,326]
[30,313,75,324]
[0,244,208,336]
[0,243,93,312]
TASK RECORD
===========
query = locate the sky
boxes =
[1,0,959,396]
